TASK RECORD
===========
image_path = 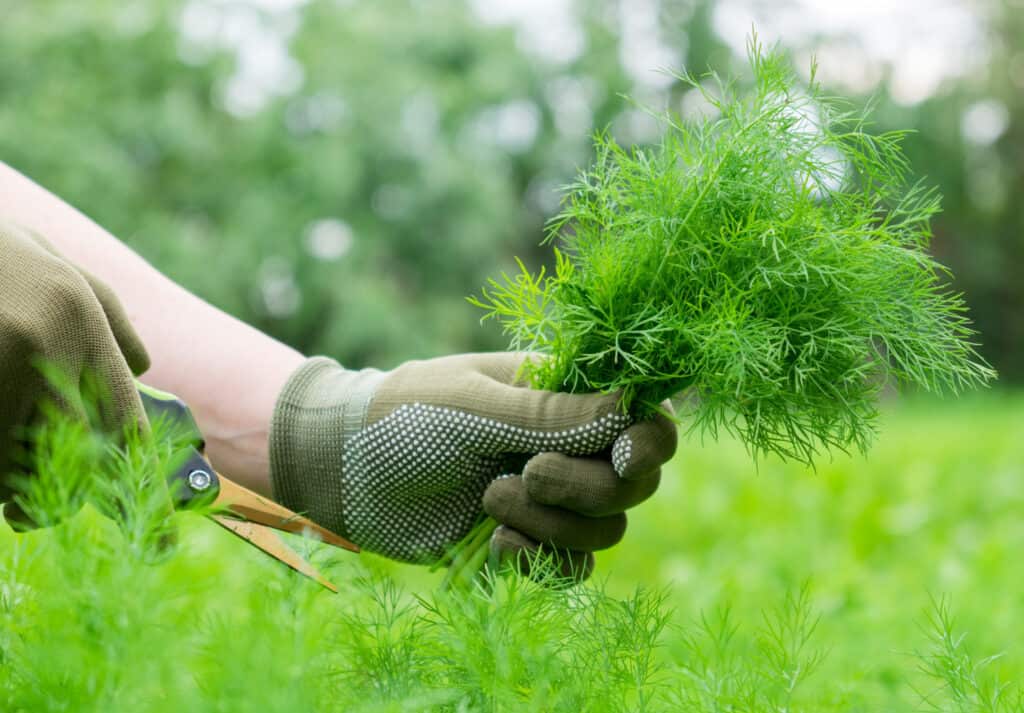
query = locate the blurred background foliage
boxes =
[0,0,1020,378]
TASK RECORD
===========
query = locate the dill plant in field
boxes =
[3,390,1022,710]
[477,41,993,460]
[447,40,994,583]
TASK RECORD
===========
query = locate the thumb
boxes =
[373,352,631,456]
[467,367,629,456]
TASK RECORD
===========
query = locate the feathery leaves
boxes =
[472,38,995,464]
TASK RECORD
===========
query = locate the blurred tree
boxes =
[872,0,1023,380]
[0,0,1017,379]
[0,0,731,369]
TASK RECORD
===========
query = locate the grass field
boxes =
[1,392,1022,711]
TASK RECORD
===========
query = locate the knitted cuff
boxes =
[269,357,385,538]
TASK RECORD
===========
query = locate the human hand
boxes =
[270,352,677,577]
[0,220,152,524]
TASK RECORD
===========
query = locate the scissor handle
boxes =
[137,381,221,507]
[137,382,204,448]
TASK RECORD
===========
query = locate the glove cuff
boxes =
[269,356,385,537]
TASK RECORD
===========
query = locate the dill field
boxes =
[1,393,1022,711]
[2,4,1023,710]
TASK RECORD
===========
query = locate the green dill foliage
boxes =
[668,586,825,711]
[473,39,994,463]
[3,394,1024,710]
[915,596,1024,711]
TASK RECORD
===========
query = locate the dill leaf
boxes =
[473,38,995,465]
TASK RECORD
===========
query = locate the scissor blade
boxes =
[212,475,360,553]
[212,515,339,593]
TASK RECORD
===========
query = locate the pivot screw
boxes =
[188,469,213,492]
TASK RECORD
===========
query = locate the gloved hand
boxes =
[270,352,677,578]
[0,220,152,524]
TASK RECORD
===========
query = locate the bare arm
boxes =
[0,161,303,495]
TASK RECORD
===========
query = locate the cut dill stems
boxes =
[443,38,995,590]
[473,38,994,465]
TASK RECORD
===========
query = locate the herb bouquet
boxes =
[445,40,995,586]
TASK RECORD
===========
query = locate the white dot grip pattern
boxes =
[343,403,630,562]
[611,433,633,475]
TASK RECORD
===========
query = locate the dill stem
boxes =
[441,517,498,590]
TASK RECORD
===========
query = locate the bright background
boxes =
[1,0,1021,378]
[2,1,1023,710]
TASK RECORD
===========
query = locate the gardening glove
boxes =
[0,219,152,524]
[270,352,677,577]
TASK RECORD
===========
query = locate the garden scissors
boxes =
[136,382,358,593]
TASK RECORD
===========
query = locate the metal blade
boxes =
[212,515,339,593]
[211,475,360,553]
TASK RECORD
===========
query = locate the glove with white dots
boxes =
[270,352,677,577]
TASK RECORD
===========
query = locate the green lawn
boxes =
[601,391,1024,709]
[1,392,1022,711]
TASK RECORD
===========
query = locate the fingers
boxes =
[482,475,626,551]
[480,403,676,584]
[522,452,660,517]
[79,269,152,376]
[490,525,594,584]
[610,407,678,478]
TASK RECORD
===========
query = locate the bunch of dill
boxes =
[475,40,994,464]
[444,40,995,586]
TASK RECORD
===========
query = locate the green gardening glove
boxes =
[0,219,153,524]
[270,353,677,577]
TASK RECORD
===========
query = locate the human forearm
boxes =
[0,161,302,494]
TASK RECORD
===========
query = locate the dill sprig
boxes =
[472,38,995,465]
